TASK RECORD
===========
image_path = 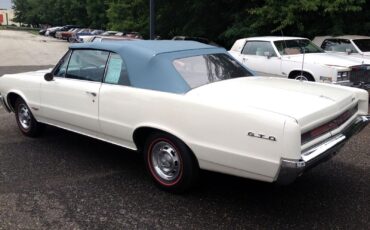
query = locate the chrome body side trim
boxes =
[276,115,370,184]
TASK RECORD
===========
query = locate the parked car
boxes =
[0,41,369,192]
[115,31,143,39]
[66,28,93,42]
[55,28,74,39]
[38,29,47,35]
[45,26,62,36]
[50,25,81,38]
[70,30,105,43]
[172,36,219,46]
[229,36,370,91]
[101,31,120,36]
[313,35,370,60]
[87,35,138,43]
[58,28,83,40]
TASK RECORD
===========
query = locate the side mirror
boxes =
[44,73,54,81]
[345,48,352,55]
[264,51,272,59]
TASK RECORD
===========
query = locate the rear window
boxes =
[173,53,252,89]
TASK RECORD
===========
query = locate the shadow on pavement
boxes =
[0,65,53,76]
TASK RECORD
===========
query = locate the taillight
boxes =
[301,104,358,144]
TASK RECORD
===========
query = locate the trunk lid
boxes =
[186,77,357,129]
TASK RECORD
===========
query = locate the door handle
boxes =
[242,57,247,62]
[86,91,97,97]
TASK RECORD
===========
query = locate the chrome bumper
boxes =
[0,94,11,112]
[352,82,370,94]
[334,81,370,93]
[276,115,370,184]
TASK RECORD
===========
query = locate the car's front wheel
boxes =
[144,132,199,193]
[291,72,315,81]
[14,98,44,137]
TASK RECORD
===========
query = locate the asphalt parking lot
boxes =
[0,30,369,229]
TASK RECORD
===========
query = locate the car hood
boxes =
[339,54,370,64]
[284,53,361,69]
[326,52,370,63]
[186,77,358,128]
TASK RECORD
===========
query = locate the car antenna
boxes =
[300,40,305,81]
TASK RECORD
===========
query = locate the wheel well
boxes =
[133,127,170,151]
[6,93,22,112]
[133,127,193,150]
[288,71,315,81]
[133,127,200,168]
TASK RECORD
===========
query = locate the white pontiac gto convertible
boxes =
[0,41,369,192]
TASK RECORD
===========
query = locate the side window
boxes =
[66,50,109,82]
[104,53,130,86]
[242,41,277,57]
[53,51,71,77]
[321,40,331,50]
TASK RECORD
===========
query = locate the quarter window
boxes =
[242,41,277,57]
[66,50,109,82]
[104,53,130,85]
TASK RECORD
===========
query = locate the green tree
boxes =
[107,0,148,35]
[86,0,109,29]
[11,0,370,47]
[12,0,30,24]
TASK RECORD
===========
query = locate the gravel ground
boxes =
[0,30,68,67]
[0,31,369,229]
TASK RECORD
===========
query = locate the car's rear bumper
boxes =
[0,94,11,113]
[276,115,370,184]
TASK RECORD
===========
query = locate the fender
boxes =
[5,89,29,112]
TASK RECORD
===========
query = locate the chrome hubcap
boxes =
[295,75,308,81]
[18,104,31,130]
[151,141,181,182]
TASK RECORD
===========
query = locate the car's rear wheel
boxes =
[144,132,199,193]
[14,98,44,137]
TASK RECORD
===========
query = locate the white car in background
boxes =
[313,35,370,61]
[45,26,62,36]
[229,37,370,90]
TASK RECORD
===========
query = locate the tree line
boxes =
[12,0,370,48]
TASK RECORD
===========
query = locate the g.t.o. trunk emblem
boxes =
[248,132,277,141]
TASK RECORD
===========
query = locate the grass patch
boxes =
[0,25,40,32]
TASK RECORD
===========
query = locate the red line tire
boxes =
[144,132,199,193]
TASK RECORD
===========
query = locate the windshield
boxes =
[322,39,357,53]
[274,39,324,55]
[173,53,253,89]
[353,39,370,52]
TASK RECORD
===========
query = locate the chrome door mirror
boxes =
[44,73,54,81]
[345,48,352,55]
[264,51,272,59]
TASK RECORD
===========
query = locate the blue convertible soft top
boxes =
[70,41,228,94]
